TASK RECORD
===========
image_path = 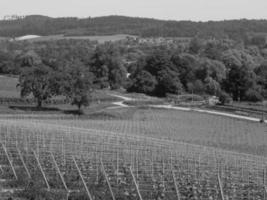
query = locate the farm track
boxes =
[110,94,267,123]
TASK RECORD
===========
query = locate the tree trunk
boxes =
[77,103,83,115]
[37,99,42,108]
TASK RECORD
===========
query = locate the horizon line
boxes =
[1,14,267,23]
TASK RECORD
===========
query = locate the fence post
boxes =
[73,156,93,200]
[218,172,225,200]
[50,152,68,192]
[33,150,50,191]
[17,147,31,179]
[1,143,17,180]
[100,159,116,200]
[129,166,143,200]
[172,168,181,200]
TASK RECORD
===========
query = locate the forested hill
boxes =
[1,15,267,39]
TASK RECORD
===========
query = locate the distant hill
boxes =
[1,15,267,40]
[13,34,136,43]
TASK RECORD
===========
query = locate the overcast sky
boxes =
[1,0,267,21]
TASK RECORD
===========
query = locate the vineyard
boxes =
[4,108,266,156]
[0,109,267,200]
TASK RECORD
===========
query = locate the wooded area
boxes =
[0,15,267,110]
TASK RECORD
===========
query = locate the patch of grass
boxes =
[124,99,165,106]
[0,75,20,98]
[92,90,121,102]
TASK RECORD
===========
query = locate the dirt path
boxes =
[110,94,267,123]
[107,94,134,109]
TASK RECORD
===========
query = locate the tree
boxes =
[0,50,15,74]
[222,49,258,100]
[17,50,42,68]
[127,70,157,94]
[250,35,267,47]
[156,68,183,96]
[255,61,267,98]
[19,64,59,108]
[245,88,263,102]
[193,58,226,95]
[187,80,205,95]
[90,43,127,89]
[144,50,183,96]
[188,37,203,54]
[171,53,199,90]
[128,50,183,96]
[109,65,127,89]
[62,60,94,112]
[17,50,63,108]
[144,50,175,76]
[204,77,221,95]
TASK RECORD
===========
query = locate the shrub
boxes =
[219,91,233,105]
[245,89,264,102]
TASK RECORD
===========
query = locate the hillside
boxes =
[1,15,267,39]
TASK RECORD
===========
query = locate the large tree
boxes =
[171,53,199,90]
[61,60,94,112]
[90,43,127,89]
[18,50,62,108]
[128,50,183,96]
[127,70,157,94]
[19,63,59,108]
[222,49,259,101]
[0,50,15,74]
[255,61,267,98]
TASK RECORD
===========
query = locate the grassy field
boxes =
[0,75,20,98]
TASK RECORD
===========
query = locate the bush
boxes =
[245,89,264,102]
[219,91,233,105]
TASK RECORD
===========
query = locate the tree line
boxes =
[128,38,267,102]
[0,37,266,111]
[1,15,267,40]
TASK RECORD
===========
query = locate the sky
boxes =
[1,0,267,21]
